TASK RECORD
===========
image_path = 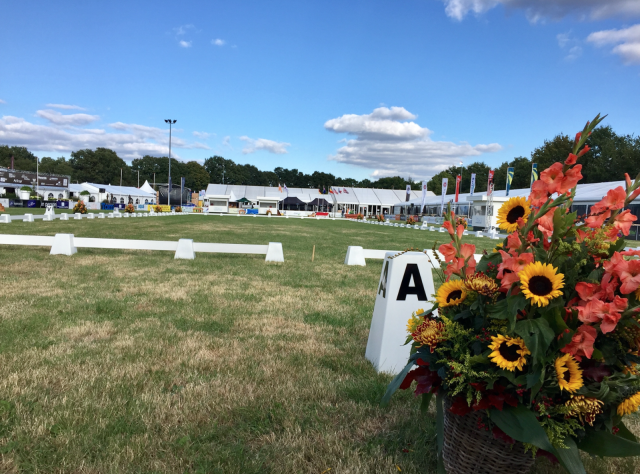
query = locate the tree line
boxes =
[426,126,640,195]
[1,125,638,193]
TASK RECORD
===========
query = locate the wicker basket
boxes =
[442,398,535,474]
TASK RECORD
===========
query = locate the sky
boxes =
[1,0,639,182]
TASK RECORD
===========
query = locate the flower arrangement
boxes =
[124,203,135,213]
[407,216,417,225]
[356,213,364,220]
[377,214,386,222]
[72,200,87,214]
[154,205,163,213]
[174,206,182,213]
[384,115,640,473]
[456,215,468,230]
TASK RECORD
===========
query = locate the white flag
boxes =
[440,178,448,215]
[420,180,428,214]
[470,173,476,196]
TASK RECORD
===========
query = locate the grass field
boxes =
[0,215,638,473]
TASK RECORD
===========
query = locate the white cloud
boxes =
[239,136,290,154]
[193,131,211,139]
[324,107,501,179]
[222,136,231,147]
[179,40,192,48]
[556,31,582,60]
[174,24,194,35]
[45,103,85,110]
[587,24,640,64]
[324,106,426,141]
[441,0,640,22]
[0,112,208,159]
[0,99,6,104]
[212,38,225,46]
[36,109,100,127]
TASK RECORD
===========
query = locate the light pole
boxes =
[165,119,177,207]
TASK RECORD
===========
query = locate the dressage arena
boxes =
[1,215,638,474]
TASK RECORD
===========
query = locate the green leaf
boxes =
[555,436,586,474]
[515,319,555,363]
[476,251,502,273]
[617,421,638,443]
[468,355,490,366]
[526,367,543,389]
[488,298,509,320]
[506,294,528,332]
[420,392,433,413]
[380,356,417,407]
[578,428,640,457]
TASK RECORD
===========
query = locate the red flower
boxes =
[540,163,564,194]
[559,165,582,193]
[560,324,597,360]
[565,153,578,166]
[506,232,522,252]
[536,209,554,239]
[439,242,457,262]
[592,187,627,213]
[492,426,515,445]
[456,224,464,239]
[460,243,476,262]
[618,259,640,294]
[614,209,637,236]
[575,131,582,144]
[577,296,627,333]
[577,144,590,158]
[585,210,611,229]
[449,396,472,416]
[400,364,442,395]
[443,220,454,235]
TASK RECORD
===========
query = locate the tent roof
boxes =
[140,180,155,194]
[81,182,155,197]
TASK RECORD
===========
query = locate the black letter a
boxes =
[396,264,428,301]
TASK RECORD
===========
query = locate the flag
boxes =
[420,180,428,214]
[284,184,288,194]
[343,188,348,194]
[455,175,461,203]
[470,173,476,196]
[323,185,326,194]
[531,163,538,189]
[487,170,494,196]
[506,167,514,196]
[440,178,448,215]
[181,177,185,198]
[278,184,282,192]
[329,188,334,194]
[338,189,342,194]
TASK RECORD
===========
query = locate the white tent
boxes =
[140,180,156,195]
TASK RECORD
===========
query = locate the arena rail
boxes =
[344,246,482,266]
[0,233,284,262]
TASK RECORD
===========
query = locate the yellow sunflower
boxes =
[518,261,565,307]
[436,280,467,307]
[496,197,531,233]
[406,309,425,334]
[488,334,531,372]
[555,354,584,393]
[617,392,640,416]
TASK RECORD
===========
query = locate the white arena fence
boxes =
[0,233,284,262]
[349,217,504,239]
[344,246,483,266]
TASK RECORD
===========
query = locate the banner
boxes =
[506,167,514,196]
[455,175,461,203]
[420,180,428,214]
[405,184,411,202]
[531,163,538,188]
[180,177,185,202]
[470,173,476,196]
[487,170,494,196]
[440,178,448,215]
[0,169,69,188]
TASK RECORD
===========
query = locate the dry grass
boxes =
[0,216,637,473]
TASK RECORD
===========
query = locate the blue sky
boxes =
[1,0,639,181]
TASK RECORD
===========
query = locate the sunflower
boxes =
[488,334,531,372]
[436,280,467,307]
[497,197,531,233]
[518,261,565,307]
[406,309,425,334]
[565,395,603,425]
[555,354,584,393]
[464,272,499,297]
[617,391,640,416]
[411,319,446,351]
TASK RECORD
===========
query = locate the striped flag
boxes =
[530,163,538,189]
[506,167,514,196]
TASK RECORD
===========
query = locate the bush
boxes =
[125,203,135,214]
[80,190,90,196]
[406,216,416,225]
[20,186,31,191]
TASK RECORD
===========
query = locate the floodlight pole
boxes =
[165,119,177,207]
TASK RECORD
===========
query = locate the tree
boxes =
[372,176,413,190]
[69,148,134,185]
[0,145,38,171]
[427,171,456,195]
[38,157,75,177]
[530,134,573,174]
[184,161,210,191]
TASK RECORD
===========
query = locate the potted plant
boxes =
[174,206,182,213]
[356,213,364,220]
[19,186,31,200]
[72,200,87,214]
[125,203,135,214]
[154,205,163,213]
[383,115,640,474]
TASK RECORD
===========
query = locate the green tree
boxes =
[69,148,134,185]
[427,171,456,195]
[184,161,210,191]
[0,145,38,171]
[530,134,573,174]
[38,157,75,177]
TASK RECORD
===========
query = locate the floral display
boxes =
[356,213,364,220]
[407,216,417,225]
[377,214,386,222]
[72,200,87,214]
[154,205,163,213]
[383,115,640,473]
[456,215,469,230]
[125,203,135,213]
[174,206,182,213]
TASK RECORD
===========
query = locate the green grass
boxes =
[0,216,637,473]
